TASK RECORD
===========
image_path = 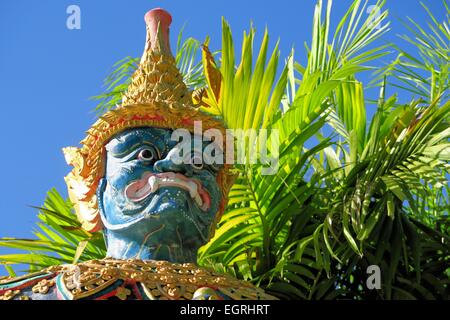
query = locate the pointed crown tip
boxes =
[144,8,172,28]
[143,8,173,55]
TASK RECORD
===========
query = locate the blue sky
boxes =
[0,0,446,272]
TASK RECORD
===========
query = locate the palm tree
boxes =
[1,0,448,300]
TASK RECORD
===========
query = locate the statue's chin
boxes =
[103,186,209,235]
[136,187,196,218]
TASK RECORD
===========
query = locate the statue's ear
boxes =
[96,178,108,248]
[96,178,107,220]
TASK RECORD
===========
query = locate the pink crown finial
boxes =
[144,8,172,54]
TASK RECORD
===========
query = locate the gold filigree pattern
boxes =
[47,258,276,300]
[0,289,20,300]
[32,279,55,294]
[115,287,132,300]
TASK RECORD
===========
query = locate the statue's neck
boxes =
[104,230,198,263]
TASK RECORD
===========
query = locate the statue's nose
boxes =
[153,149,193,177]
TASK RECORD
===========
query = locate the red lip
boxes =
[124,172,211,211]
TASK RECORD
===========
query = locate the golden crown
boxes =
[63,8,232,233]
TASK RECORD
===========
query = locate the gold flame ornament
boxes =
[63,8,233,233]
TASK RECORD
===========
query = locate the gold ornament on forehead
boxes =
[63,8,233,233]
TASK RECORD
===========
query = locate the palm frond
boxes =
[0,189,106,274]
[372,0,450,104]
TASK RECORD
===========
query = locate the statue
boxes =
[0,8,276,300]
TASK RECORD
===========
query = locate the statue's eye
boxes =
[137,148,157,162]
[209,163,221,172]
[191,153,203,170]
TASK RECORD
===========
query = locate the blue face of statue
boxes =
[97,127,223,263]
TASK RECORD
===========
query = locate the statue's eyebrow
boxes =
[106,130,157,158]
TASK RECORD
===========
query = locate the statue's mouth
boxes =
[124,172,211,211]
